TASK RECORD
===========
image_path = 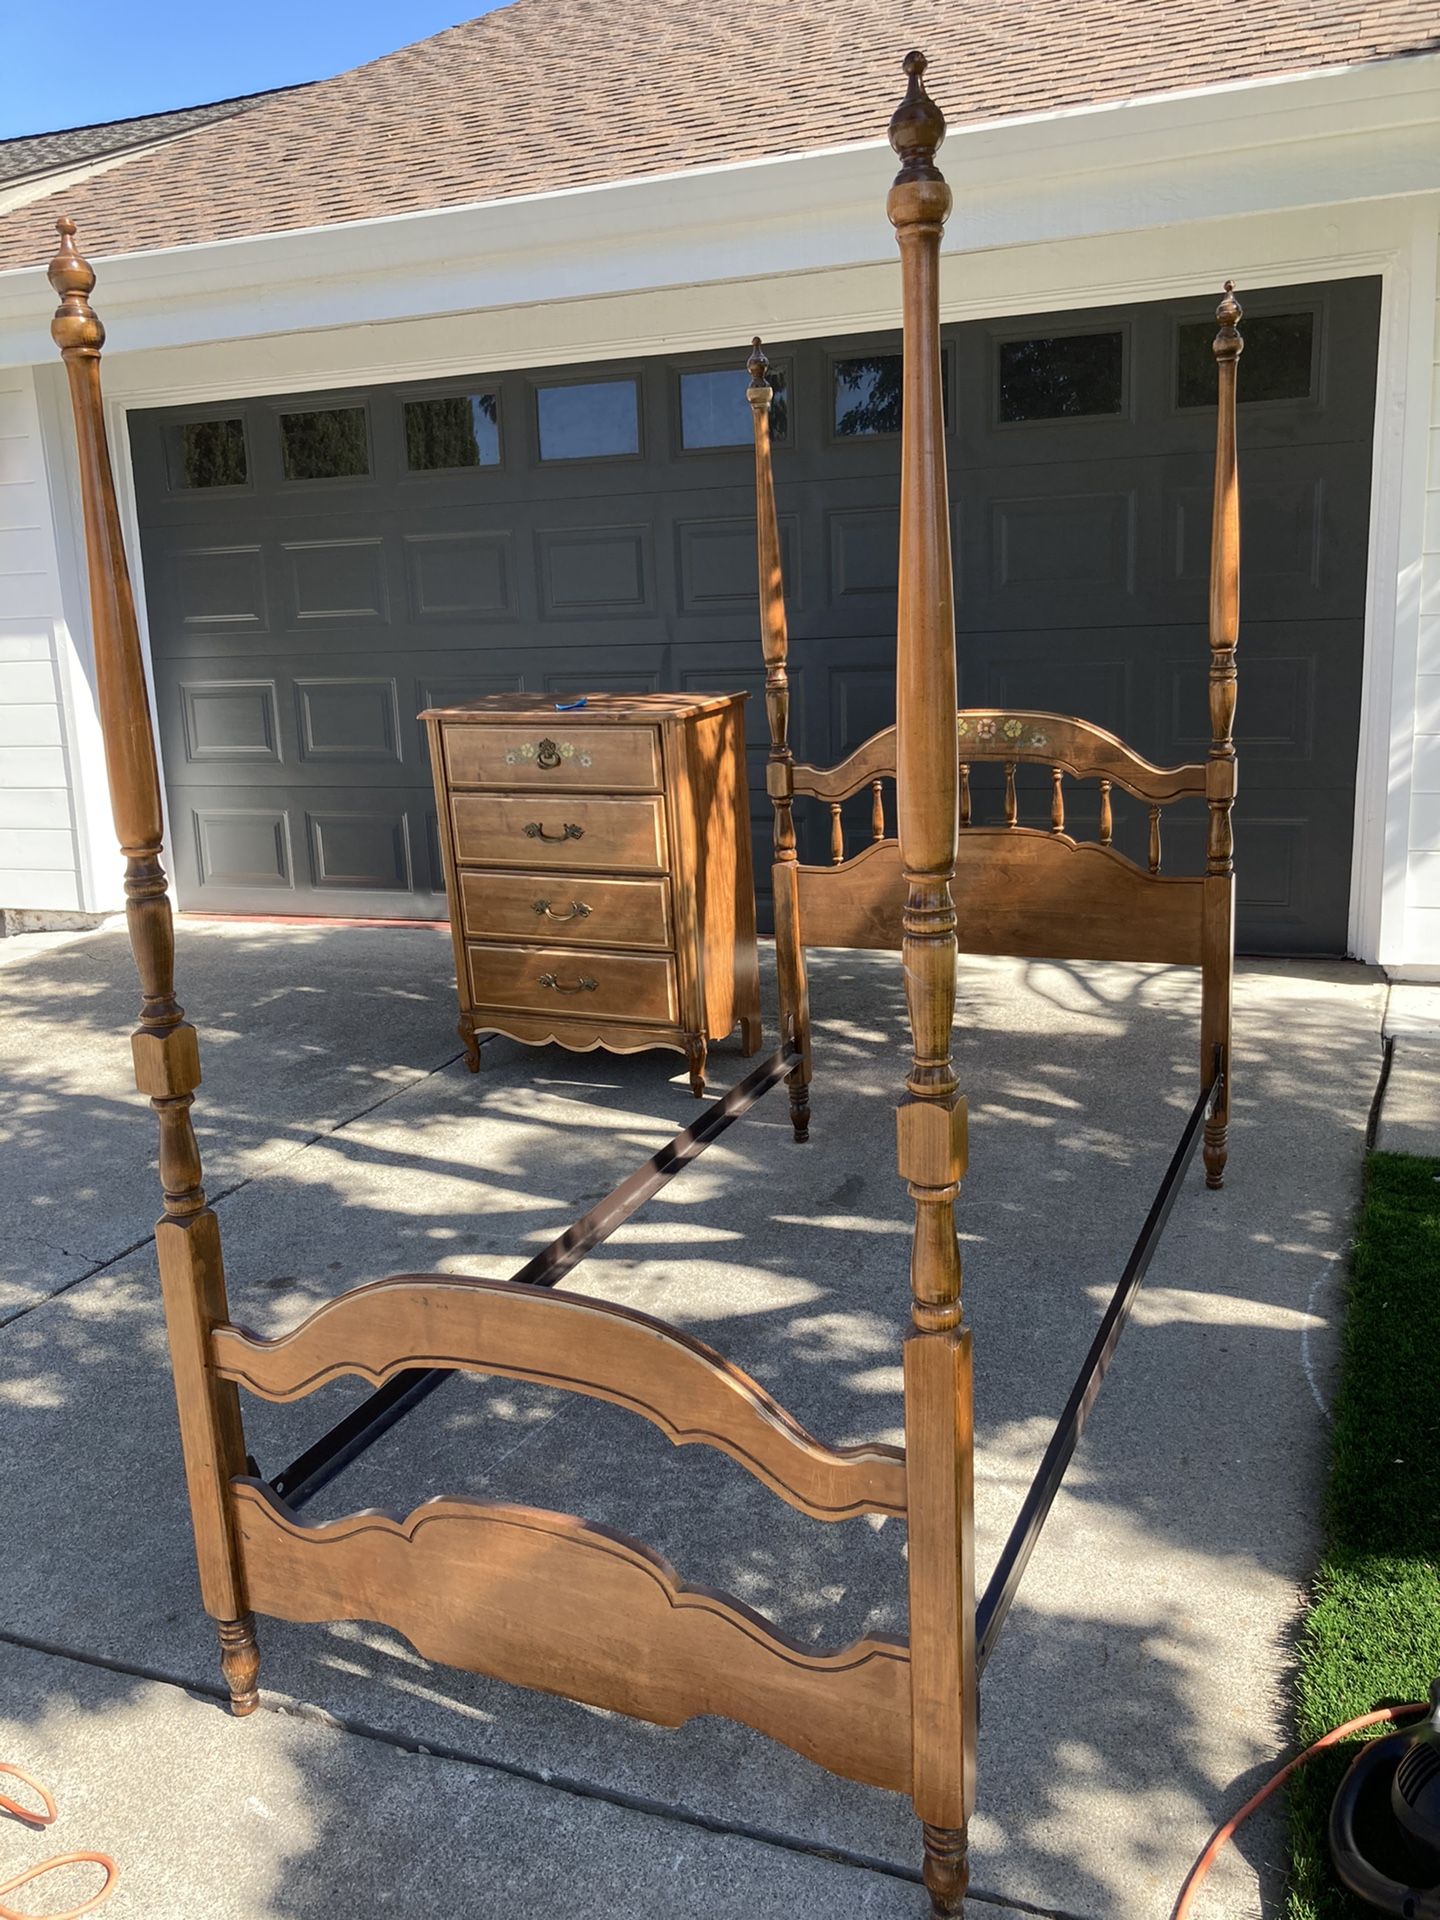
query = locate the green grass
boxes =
[1286,1151,1440,1918]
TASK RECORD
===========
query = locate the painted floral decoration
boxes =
[1002,717,1024,740]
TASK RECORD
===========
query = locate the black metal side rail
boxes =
[267,1043,796,1509]
[974,1068,1224,1676]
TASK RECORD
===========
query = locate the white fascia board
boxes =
[0,50,1437,366]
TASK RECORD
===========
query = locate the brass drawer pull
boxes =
[524,821,584,843]
[535,737,563,770]
[532,899,592,921]
[538,972,598,994]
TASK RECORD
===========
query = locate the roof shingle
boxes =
[1,0,1436,272]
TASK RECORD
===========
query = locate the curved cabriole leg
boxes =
[685,1034,707,1099]
[458,1014,481,1074]
[217,1613,260,1717]
[922,1824,970,1916]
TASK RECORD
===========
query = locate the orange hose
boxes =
[0,1765,118,1920]
[1171,1701,1430,1919]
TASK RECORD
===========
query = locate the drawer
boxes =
[452,792,667,872]
[444,722,661,792]
[467,943,678,1026]
[460,870,672,949]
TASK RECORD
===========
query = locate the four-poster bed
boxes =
[49,49,1239,1916]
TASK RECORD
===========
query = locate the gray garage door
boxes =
[129,276,1378,952]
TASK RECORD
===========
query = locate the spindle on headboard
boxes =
[1050,769,1064,835]
[1147,806,1162,874]
[872,780,886,842]
[830,802,845,864]
[960,763,971,828]
[1098,779,1113,846]
[1004,763,1018,828]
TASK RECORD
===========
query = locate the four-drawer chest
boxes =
[422,692,762,1094]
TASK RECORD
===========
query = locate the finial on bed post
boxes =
[47,219,260,1715]
[1202,283,1241,1190]
[887,56,975,1918]
[748,335,811,1140]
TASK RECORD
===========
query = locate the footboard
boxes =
[215,1276,914,1793]
[790,709,1208,964]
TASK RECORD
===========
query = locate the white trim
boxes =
[0,51,1436,368]
[1351,200,1439,963]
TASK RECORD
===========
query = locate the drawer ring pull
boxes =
[538,972,598,994]
[524,821,584,843]
[535,737,564,770]
[532,899,592,922]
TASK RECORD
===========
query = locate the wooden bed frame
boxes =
[47,51,1238,1918]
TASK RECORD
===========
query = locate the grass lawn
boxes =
[1286,1151,1440,1917]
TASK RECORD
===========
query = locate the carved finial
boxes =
[747,335,768,383]
[49,217,104,357]
[889,49,946,183]
[1213,280,1243,363]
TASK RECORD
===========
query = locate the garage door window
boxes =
[171,417,248,490]
[680,366,789,448]
[1175,311,1315,408]
[833,354,902,436]
[403,394,501,469]
[279,406,370,481]
[537,379,639,461]
[996,331,1124,423]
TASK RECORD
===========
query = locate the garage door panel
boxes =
[172,782,441,914]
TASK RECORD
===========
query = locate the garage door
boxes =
[129,275,1379,952]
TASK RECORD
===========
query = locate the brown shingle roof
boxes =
[2,0,1436,272]
[0,86,310,189]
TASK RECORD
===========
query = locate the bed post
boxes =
[48,221,260,1714]
[888,57,976,1914]
[747,337,812,1141]
[1202,285,1242,1189]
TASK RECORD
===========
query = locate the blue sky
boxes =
[1,3,508,139]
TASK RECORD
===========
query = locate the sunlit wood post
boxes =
[48,220,260,1713]
[887,56,976,1915]
[748,338,812,1140]
[1202,284,1242,1189]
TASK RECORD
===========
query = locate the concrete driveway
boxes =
[0,920,1387,1918]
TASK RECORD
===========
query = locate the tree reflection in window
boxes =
[404,394,501,469]
[680,366,788,448]
[1176,312,1314,408]
[175,418,248,488]
[998,333,1124,423]
[834,355,903,436]
[279,407,370,480]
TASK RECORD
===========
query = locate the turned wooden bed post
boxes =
[48,221,260,1714]
[888,57,976,1914]
[1202,284,1242,1189]
[747,337,812,1141]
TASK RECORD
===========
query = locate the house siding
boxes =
[1407,230,1440,964]
[0,365,83,911]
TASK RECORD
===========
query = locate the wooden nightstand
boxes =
[422,692,762,1094]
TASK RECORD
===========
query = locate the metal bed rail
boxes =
[266,1043,796,1509]
[975,1062,1224,1675]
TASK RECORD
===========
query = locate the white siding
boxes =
[0,368,81,912]
[1408,243,1440,965]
